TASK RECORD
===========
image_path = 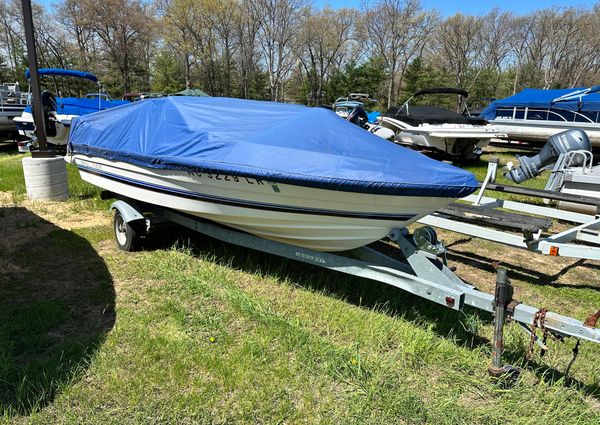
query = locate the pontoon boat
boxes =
[481,87,600,146]
[14,68,128,146]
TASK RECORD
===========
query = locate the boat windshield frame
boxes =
[400,87,469,116]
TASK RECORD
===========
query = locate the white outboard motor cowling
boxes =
[505,129,591,183]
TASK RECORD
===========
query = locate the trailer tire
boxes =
[114,210,143,251]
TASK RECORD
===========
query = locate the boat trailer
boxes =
[110,196,600,383]
[420,158,600,261]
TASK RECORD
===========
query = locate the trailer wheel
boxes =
[113,210,142,251]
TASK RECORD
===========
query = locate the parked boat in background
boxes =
[378,88,504,161]
[0,82,27,140]
[67,97,478,251]
[481,86,600,146]
[171,88,209,97]
[14,68,128,147]
[333,100,364,118]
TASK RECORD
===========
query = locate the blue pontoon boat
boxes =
[14,68,128,146]
[481,86,600,146]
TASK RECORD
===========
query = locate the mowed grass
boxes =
[1,145,600,423]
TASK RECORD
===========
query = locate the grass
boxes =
[1,144,600,423]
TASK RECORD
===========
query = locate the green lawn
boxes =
[1,145,600,423]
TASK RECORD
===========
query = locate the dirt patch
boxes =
[0,190,110,231]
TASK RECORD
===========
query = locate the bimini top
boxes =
[481,87,600,119]
[68,97,478,198]
[25,68,98,83]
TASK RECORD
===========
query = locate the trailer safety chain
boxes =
[564,339,581,384]
[526,308,549,360]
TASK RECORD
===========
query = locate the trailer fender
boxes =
[110,200,145,224]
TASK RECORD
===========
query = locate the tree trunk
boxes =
[185,53,191,89]
[387,76,395,109]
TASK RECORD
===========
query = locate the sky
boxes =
[36,0,598,14]
[315,0,598,16]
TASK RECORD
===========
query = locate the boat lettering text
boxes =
[295,252,326,264]
[77,159,102,170]
[186,171,266,185]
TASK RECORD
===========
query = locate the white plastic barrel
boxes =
[22,156,69,201]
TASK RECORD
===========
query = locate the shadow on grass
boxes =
[0,141,17,155]
[0,207,115,415]
[446,246,600,291]
[485,143,540,155]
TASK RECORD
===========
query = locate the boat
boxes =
[171,88,209,97]
[0,82,28,139]
[333,100,364,118]
[66,96,478,252]
[481,86,600,146]
[378,88,505,161]
[14,68,129,146]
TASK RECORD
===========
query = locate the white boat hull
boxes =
[69,154,458,251]
[14,111,72,145]
[379,117,501,158]
[490,119,600,146]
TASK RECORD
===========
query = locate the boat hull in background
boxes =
[14,111,72,146]
[490,119,600,146]
[379,116,501,159]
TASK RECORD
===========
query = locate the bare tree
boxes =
[248,0,306,101]
[236,0,260,98]
[294,7,356,105]
[78,0,156,93]
[363,0,436,108]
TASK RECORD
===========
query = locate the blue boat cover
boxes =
[24,97,129,116]
[69,97,478,197]
[25,68,99,83]
[367,111,381,123]
[482,88,600,119]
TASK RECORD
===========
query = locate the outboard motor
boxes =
[505,129,591,183]
[39,90,57,137]
[346,106,369,128]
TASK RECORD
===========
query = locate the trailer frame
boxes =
[419,159,600,261]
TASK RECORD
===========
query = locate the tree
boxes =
[248,0,306,101]
[294,7,356,105]
[78,0,156,93]
[362,0,436,108]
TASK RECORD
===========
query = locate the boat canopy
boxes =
[172,88,209,97]
[481,88,600,119]
[68,97,478,198]
[25,68,98,83]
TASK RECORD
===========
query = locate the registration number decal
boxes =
[187,171,280,192]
